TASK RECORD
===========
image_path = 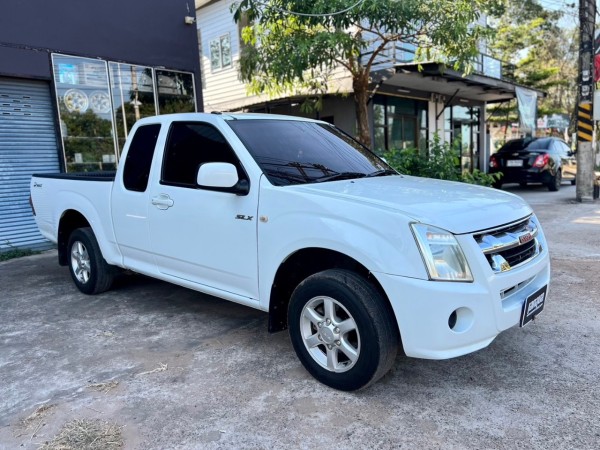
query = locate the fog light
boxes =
[448,307,474,333]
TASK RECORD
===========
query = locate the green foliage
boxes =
[233,0,504,142]
[60,110,116,171]
[384,134,460,181]
[0,241,38,262]
[462,169,503,187]
[383,134,500,187]
[488,0,577,124]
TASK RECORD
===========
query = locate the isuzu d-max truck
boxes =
[30,113,549,390]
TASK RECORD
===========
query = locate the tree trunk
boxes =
[353,74,371,146]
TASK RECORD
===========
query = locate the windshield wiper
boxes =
[366,169,399,177]
[313,172,367,183]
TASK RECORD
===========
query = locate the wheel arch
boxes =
[268,247,398,339]
[57,210,91,266]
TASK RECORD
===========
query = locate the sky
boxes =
[539,0,582,29]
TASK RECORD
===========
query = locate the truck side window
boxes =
[161,121,246,188]
[123,124,161,192]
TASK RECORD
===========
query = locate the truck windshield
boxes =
[227,119,392,186]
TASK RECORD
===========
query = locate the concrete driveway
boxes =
[1,184,599,449]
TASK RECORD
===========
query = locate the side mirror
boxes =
[197,162,249,195]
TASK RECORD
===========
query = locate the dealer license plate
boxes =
[520,285,547,327]
[507,159,523,167]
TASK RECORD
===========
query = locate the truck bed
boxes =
[32,171,116,182]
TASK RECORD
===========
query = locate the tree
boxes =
[233,0,503,144]
[487,0,577,138]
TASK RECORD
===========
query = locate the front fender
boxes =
[256,185,427,310]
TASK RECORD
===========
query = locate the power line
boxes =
[254,0,366,18]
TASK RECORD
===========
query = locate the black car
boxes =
[489,137,576,191]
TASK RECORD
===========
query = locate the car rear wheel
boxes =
[68,227,116,295]
[288,269,399,391]
[548,170,562,191]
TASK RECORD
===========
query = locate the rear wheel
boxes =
[288,269,399,391]
[68,227,115,295]
[548,170,562,191]
[519,181,528,188]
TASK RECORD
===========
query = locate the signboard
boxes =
[515,86,538,134]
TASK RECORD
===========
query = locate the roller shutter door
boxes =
[0,77,61,252]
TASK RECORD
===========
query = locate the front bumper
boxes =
[373,234,550,360]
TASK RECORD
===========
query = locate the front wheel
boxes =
[68,227,115,295]
[288,269,399,391]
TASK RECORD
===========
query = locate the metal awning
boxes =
[375,62,545,104]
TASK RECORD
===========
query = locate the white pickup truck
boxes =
[31,113,550,391]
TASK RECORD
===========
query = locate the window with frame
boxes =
[210,34,232,71]
[161,122,245,188]
[372,95,428,155]
[123,124,161,192]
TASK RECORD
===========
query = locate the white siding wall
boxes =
[196,0,353,112]
[197,0,262,111]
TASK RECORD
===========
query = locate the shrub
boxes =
[383,134,500,187]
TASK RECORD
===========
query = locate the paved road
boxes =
[1,184,599,449]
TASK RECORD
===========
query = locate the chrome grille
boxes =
[474,217,541,273]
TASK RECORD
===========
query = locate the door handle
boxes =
[151,194,174,210]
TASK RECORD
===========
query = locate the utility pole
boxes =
[576,0,596,202]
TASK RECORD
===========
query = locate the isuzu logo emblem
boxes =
[519,233,533,244]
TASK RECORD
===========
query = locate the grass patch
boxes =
[39,419,123,450]
[0,247,38,262]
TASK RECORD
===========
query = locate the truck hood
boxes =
[291,175,532,235]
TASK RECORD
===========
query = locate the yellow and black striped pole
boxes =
[576,0,596,201]
[577,103,593,142]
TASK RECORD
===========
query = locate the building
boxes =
[196,0,540,174]
[0,0,203,252]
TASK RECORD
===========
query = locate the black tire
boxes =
[519,181,528,188]
[288,269,399,391]
[548,170,562,191]
[571,178,576,186]
[67,227,115,295]
[492,180,503,189]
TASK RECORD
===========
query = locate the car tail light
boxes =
[533,153,550,168]
[489,154,499,169]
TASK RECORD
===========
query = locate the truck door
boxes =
[111,123,162,274]
[147,121,259,300]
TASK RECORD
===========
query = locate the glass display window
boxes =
[52,54,117,172]
[52,54,197,172]
[156,70,196,115]
[109,63,157,155]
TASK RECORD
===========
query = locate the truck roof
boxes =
[137,112,324,124]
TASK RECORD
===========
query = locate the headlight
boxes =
[411,224,473,282]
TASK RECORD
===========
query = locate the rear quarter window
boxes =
[123,124,161,192]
